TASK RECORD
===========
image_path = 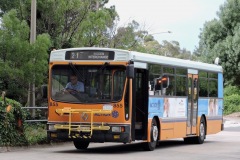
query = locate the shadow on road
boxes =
[53,140,194,154]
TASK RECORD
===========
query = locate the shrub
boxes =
[0,97,28,146]
[224,94,240,115]
[24,123,47,145]
[224,85,240,96]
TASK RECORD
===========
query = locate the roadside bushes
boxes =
[0,93,50,147]
[0,97,27,146]
[0,96,48,147]
[224,85,240,115]
[24,123,47,145]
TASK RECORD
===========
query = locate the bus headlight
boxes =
[48,124,56,131]
[112,126,125,132]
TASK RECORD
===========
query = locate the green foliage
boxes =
[0,10,51,103]
[24,33,51,85]
[197,0,240,86]
[111,20,142,50]
[0,97,28,146]
[24,123,47,145]
[224,85,240,96]
[0,97,48,146]
[223,85,240,114]
[224,94,240,115]
[73,7,116,47]
[139,38,193,59]
[0,0,19,16]
[4,0,118,49]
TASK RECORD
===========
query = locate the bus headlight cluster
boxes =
[48,124,56,131]
[112,126,125,132]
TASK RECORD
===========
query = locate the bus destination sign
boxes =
[65,50,115,60]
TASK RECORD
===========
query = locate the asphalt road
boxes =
[0,126,239,160]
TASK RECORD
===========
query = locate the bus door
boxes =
[187,73,198,135]
[132,69,148,140]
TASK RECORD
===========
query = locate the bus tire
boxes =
[193,117,206,144]
[143,118,158,151]
[73,141,90,150]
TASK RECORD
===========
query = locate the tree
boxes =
[0,0,19,16]
[0,0,118,49]
[26,0,93,48]
[72,4,119,47]
[197,0,240,86]
[0,10,51,103]
[109,20,144,50]
[141,37,192,59]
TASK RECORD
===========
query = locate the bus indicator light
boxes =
[113,135,120,139]
[51,133,57,138]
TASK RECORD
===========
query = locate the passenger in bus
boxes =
[65,74,84,94]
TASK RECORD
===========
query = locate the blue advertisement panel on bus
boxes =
[148,97,187,119]
[148,97,223,119]
[198,99,223,117]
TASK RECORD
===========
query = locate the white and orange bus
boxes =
[47,47,223,151]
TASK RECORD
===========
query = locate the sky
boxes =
[106,0,226,52]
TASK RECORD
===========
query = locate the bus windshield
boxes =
[51,64,126,103]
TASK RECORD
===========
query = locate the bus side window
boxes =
[153,75,170,96]
[148,63,162,96]
[154,78,162,90]
[149,81,154,91]
[154,77,162,96]
[161,75,169,88]
[165,76,175,96]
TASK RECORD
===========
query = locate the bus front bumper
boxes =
[47,124,131,143]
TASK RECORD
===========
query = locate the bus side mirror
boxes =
[126,64,134,79]
[41,84,48,99]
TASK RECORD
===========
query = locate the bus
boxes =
[47,47,223,151]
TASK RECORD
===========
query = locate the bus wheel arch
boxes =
[144,117,159,151]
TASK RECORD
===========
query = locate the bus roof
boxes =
[50,47,223,73]
[130,51,223,73]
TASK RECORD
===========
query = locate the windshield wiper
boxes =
[97,62,109,74]
[69,62,84,82]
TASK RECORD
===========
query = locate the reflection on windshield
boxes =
[51,65,126,103]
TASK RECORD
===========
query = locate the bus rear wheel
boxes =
[193,117,206,144]
[184,117,206,144]
[73,141,90,150]
[143,118,158,151]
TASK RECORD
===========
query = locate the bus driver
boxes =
[65,74,84,94]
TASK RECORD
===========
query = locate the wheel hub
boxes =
[152,126,158,141]
[200,123,205,138]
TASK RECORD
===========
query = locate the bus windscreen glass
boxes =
[51,65,126,103]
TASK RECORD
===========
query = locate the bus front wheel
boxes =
[73,141,90,150]
[144,118,159,151]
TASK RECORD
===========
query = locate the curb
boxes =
[0,142,71,153]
